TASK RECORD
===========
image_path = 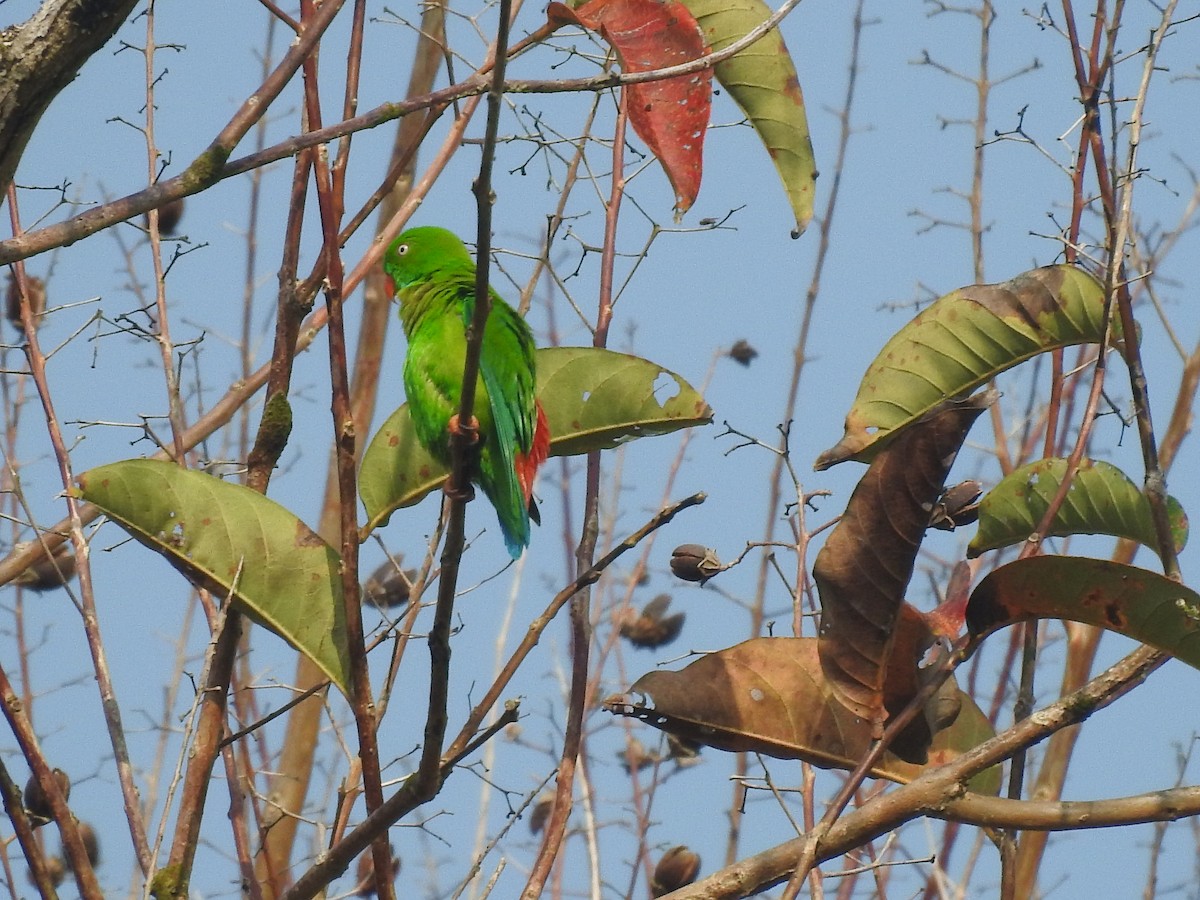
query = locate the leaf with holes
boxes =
[360,347,712,535]
[816,266,1110,470]
[968,458,1188,560]
[815,391,994,727]
[681,0,815,234]
[604,637,999,792]
[548,0,711,212]
[968,557,1200,673]
[75,459,351,694]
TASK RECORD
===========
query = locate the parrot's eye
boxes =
[396,243,410,256]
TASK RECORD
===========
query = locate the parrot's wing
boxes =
[475,293,540,555]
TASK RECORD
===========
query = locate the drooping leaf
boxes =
[681,0,816,235]
[359,347,713,535]
[75,459,351,695]
[548,0,712,212]
[968,556,1200,674]
[968,458,1188,560]
[537,347,713,453]
[604,637,999,793]
[815,391,995,727]
[359,408,444,538]
[816,266,1108,470]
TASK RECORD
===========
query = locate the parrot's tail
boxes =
[515,402,551,509]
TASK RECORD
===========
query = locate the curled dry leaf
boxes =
[605,637,999,791]
[815,391,995,729]
[923,559,973,640]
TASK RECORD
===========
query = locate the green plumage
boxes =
[383,226,547,557]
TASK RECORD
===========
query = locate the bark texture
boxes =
[0,0,139,194]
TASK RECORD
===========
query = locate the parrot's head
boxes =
[383,226,474,292]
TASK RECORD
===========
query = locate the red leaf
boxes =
[549,0,712,212]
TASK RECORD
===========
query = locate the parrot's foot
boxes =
[448,413,480,445]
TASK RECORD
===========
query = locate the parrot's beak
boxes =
[381,274,395,300]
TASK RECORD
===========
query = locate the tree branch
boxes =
[0,0,141,193]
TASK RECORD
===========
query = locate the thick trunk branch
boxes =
[0,0,139,193]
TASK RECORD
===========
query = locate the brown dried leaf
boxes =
[605,637,998,789]
[814,391,995,728]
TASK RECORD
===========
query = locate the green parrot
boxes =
[383,226,550,558]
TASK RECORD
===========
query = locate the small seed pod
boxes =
[618,737,657,775]
[6,274,46,330]
[618,594,685,649]
[23,768,70,824]
[363,558,416,609]
[670,544,721,584]
[27,856,67,889]
[13,540,77,592]
[145,197,185,235]
[62,821,101,870]
[924,676,964,734]
[529,795,553,835]
[928,480,983,531]
[651,846,701,896]
[354,845,400,897]
[728,339,758,367]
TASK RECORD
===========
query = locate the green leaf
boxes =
[76,459,351,695]
[537,346,713,454]
[359,347,713,536]
[968,556,1200,674]
[968,458,1188,560]
[815,266,1109,470]
[358,407,445,538]
[681,0,816,235]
